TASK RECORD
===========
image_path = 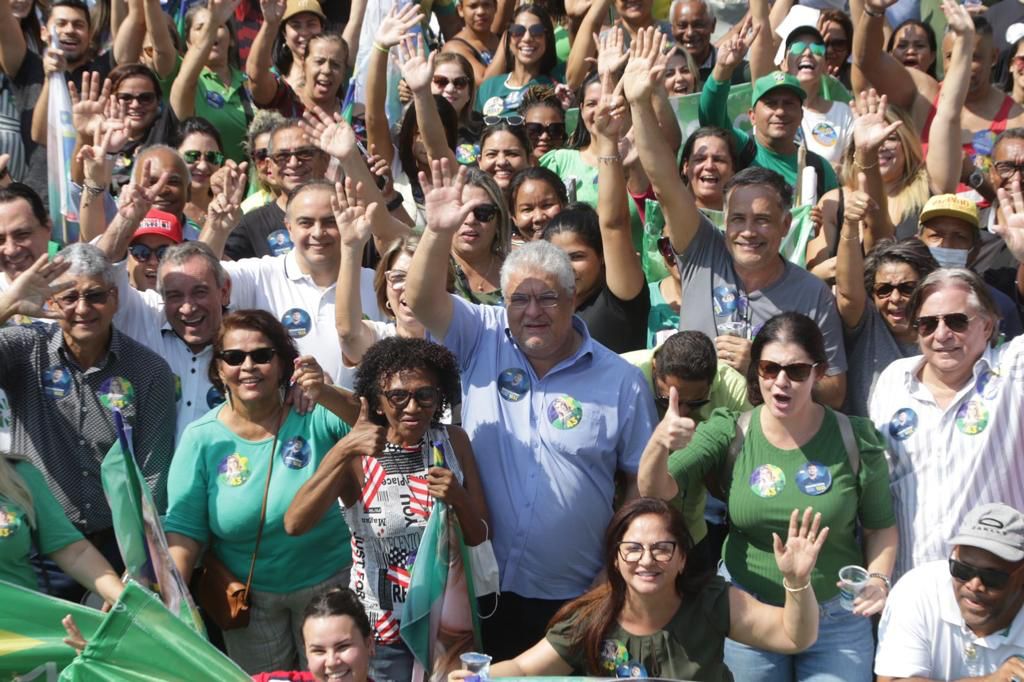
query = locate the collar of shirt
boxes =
[940,572,1024,651]
[502,314,594,379]
[283,248,336,290]
[49,324,123,370]
[199,66,247,97]
[900,349,996,406]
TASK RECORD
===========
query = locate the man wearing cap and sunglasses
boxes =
[875,502,1024,681]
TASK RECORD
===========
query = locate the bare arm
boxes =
[142,0,177,78]
[484,639,574,677]
[400,36,457,165]
[171,0,238,120]
[50,539,125,605]
[333,178,381,364]
[852,0,930,114]
[113,0,145,66]
[166,533,202,584]
[0,0,28,77]
[565,0,612,90]
[636,387,693,501]
[747,0,775,81]
[855,525,898,616]
[491,0,516,35]
[442,40,488,83]
[30,78,50,145]
[814,374,846,409]
[847,88,901,251]
[246,0,285,106]
[341,0,367,73]
[442,426,491,546]
[926,1,972,196]
[834,185,869,330]
[481,32,508,79]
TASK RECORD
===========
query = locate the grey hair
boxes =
[157,241,226,294]
[267,118,305,155]
[245,109,287,155]
[134,144,191,186]
[57,243,115,287]
[907,267,1002,346]
[668,0,714,22]
[500,240,576,295]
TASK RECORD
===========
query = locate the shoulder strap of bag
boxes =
[242,407,286,600]
[716,410,753,501]
[832,409,860,479]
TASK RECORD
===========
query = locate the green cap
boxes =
[750,71,806,106]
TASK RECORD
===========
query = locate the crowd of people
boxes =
[1,0,1023,678]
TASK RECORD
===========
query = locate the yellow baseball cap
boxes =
[918,193,979,229]
[282,0,326,23]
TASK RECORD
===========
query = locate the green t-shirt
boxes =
[540,148,644,251]
[193,67,252,163]
[475,65,565,118]
[669,406,895,606]
[0,461,83,591]
[647,279,680,349]
[545,575,733,680]
[165,404,352,593]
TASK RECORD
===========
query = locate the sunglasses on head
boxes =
[182,150,225,166]
[508,23,546,39]
[128,243,170,262]
[471,204,499,222]
[757,361,819,382]
[384,386,441,409]
[218,347,277,366]
[253,148,270,162]
[873,281,917,298]
[432,75,470,90]
[525,121,565,140]
[915,312,973,336]
[54,288,114,310]
[116,92,158,105]
[484,114,524,127]
[788,41,826,57]
[271,147,319,166]
[949,557,1016,590]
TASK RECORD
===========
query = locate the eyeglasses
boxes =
[994,161,1024,179]
[915,312,973,336]
[483,114,524,127]
[54,287,115,310]
[384,269,407,288]
[384,386,441,409]
[788,41,826,57]
[471,204,499,222]
[525,121,566,141]
[217,347,277,366]
[253,148,270,162]
[507,292,560,309]
[824,39,849,50]
[949,557,1016,590]
[182,150,225,166]
[432,75,470,90]
[508,23,546,39]
[271,147,320,166]
[115,92,158,106]
[872,281,917,298]
[617,541,677,563]
[128,243,170,262]
[756,361,819,382]
[654,394,710,413]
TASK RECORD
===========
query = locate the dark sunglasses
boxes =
[654,394,710,412]
[824,39,849,49]
[873,281,917,298]
[217,347,277,366]
[253,148,270,162]
[384,387,441,409]
[525,121,565,140]
[483,114,524,127]
[128,243,170,262]
[757,361,819,382]
[271,147,320,166]
[949,557,1016,590]
[183,150,225,166]
[432,75,470,90]
[471,204,499,222]
[116,92,158,105]
[54,288,114,309]
[508,23,546,39]
[915,313,973,336]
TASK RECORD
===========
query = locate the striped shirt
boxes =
[869,335,1024,578]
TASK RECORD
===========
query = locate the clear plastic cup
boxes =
[461,652,492,679]
[718,320,748,338]
[838,565,870,610]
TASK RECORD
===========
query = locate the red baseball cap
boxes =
[132,209,184,244]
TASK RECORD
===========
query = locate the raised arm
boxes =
[0,0,28,77]
[849,88,900,250]
[852,0,929,114]
[747,0,775,81]
[113,0,145,66]
[565,0,613,90]
[171,0,239,120]
[699,17,758,132]
[198,162,248,258]
[636,387,693,500]
[96,159,172,259]
[926,0,972,196]
[341,0,367,73]
[77,126,120,242]
[834,173,872,330]
[0,254,72,326]
[333,178,381,364]
[398,34,457,165]
[142,0,177,78]
[246,0,286,106]
[367,4,425,168]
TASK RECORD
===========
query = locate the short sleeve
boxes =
[695,575,732,639]
[874,573,934,677]
[814,285,848,375]
[0,325,40,390]
[440,295,492,373]
[851,417,896,530]
[616,369,658,474]
[163,422,212,544]
[18,462,83,554]
[311,403,352,440]
[667,408,738,488]
[544,611,586,672]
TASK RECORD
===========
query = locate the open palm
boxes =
[422,159,485,234]
[851,89,901,152]
[2,256,72,321]
[996,180,1024,263]
[333,179,374,247]
[622,27,664,104]
[773,507,829,584]
[398,35,434,92]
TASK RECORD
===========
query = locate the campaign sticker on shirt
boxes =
[282,308,312,338]
[455,143,479,165]
[217,453,250,487]
[547,395,582,430]
[975,369,1002,401]
[42,366,72,400]
[795,461,832,496]
[497,368,530,402]
[173,374,182,402]
[482,96,505,117]
[0,505,21,538]
[99,377,135,410]
[600,640,630,672]
[955,397,989,436]
[972,129,996,159]
[267,229,294,256]
[616,661,649,678]
[749,464,786,498]
[712,286,738,317]
[811,121,839,147]
[207,386,225,408]
[204,90,226,109]
[888,408,917,441]
[280,436,311,469]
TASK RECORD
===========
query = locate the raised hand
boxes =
[42,47,68,77]
[301,105,357,160]
[291,355,327,402]
[0,153,11,187]
[0,255,72,321]
[61,614,87,655]
[68,72,111,138]
[863,0,900,17]
[76,125,120,188]
[206,161,248,235]
[850,89,902,153]
[716,15,759,69]
[332,177,376,247]
[367,144,396,197]
[99,94,131,150]
[843,172,875,228]
[652,386,697,452]
[343,397,388,458]
[397,34,434,93]
[593,25,628,80]
[259,0,286,25]
[773,507,829,587]
[591,86,628,141]
[375,2,424,49]
[995,179,1024,264]
[208,0,240,26]
[622,26,667,104]
[421,159,487,234]
[116,159,170,224]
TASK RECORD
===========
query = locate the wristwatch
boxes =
[868,572,892,591]
[968,169,986,190]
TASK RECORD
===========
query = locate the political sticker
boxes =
[173,374,182,402]
[280,436,311,469]
[888,408,917,441]
[795,461,832,496]
[547,395,582,430]
[616,661,649,678]
[0,505,20,538]
[971,129,996,159]
[975,369,1001,401]
[267,229,294,256]
[600,640,630,672]
[282,308,312,338]
[204,90,226,109]
[749,464,786,498]
[207,385,226,408]
[811,121,839,147]
[712,286,738,317]
[497,368,530,402]
[99,376,135,410]
[455,143,479,165]
[217,453,250,487]
[42,366,72,400]
[955,398,989,436]
[482,96,505,117]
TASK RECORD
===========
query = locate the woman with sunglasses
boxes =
[509,166,567,244]
[286,336,489,682]
[442,0,500,83]
[448,169,510,305]
[165,310,364,674]
[431,53,485,164]
[178,117,226,226]
[520,86,567,164]
[450,497,827,680]
[478,121,532,195]
[818,10,853,90]
[639,311,899,682]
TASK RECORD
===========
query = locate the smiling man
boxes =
[875,503,1024,681]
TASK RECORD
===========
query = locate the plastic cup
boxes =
[461,652,492,678]
[838,565,870,611]
[718,320,748,338]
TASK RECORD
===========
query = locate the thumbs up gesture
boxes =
[343,397,388,457]
[654,387,697,452]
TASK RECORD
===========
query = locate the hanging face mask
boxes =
[928,246,970,269]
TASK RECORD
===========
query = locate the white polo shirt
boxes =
[876,560,1024,679]
[869,336,1024,578]
[223,251,381,389]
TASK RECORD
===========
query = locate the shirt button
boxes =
[190,368,196,374]
[84,503,91,509]
[186,401,192,407]
[78,439,86,446]
[82,470,89,477]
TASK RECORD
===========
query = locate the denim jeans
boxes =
[369,642,416,682]
[719,563,875,682]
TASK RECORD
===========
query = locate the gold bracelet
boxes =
[783,577,812,593]
[853,156,879,170]
[597,155,621,164]
[372,42,390,55]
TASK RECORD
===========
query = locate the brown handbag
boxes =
[193,411,284,631]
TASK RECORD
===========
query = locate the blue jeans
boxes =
[369,642,416,682]
[719,564,875,682]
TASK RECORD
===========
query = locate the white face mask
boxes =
[928,246,970,269]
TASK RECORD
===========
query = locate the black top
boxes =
[576,281,651,353]
[225,201,287,261]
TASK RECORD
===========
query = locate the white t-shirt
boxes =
[799,101,855,168]
[876,560,1024,679]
